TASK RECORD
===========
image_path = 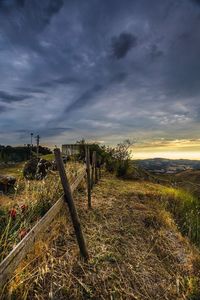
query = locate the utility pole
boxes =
[30,133,33,146]
[36,134,40,159]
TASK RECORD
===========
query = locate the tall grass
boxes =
[0,162,83,263]
[0,176,62,262]
[158,186,200,247]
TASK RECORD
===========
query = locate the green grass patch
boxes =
[156,185,200,247]
[40,154,54,161]
[0,162,24,178]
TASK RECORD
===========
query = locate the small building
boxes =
[62,144,81,156]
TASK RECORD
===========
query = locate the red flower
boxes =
[9,209,17,219]
[19,229,27,240]
[20,204,28,213]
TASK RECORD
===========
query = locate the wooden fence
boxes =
[0,147,101,289]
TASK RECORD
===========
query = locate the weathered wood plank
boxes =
[0,167,86,288]
[54,149,89,260]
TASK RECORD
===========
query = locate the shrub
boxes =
[116,160,130,178]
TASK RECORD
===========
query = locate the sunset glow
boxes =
[132,139,200,160]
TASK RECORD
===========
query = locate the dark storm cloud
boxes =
[0,0,63,16]
[46,0,64,16]
[149,45,164,60]
[0,91,31,103]
[0,0,25,10]
[38,77,80,88]
[40,127,73,138]
[110,72,128,83]
[0,0,200,145]
[0,0,64,44]
[191,0,200,5]
[0,105,8,113]
[14,127,73,139]
[65,85,103,114]
[34,0,64,29]
[111,32,138,59]
[53,77,80,85]
[17,87,45,94]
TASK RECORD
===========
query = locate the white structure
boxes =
[62,144,80,156]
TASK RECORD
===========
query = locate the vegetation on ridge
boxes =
[2,175,199,299]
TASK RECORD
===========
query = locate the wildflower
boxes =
[9,209,17,219]
[19,229,27,240]
[21,204,28,213]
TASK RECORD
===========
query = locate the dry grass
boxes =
[1,175,199,300]
[0,162,83,262]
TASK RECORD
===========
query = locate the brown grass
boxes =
[0,162,83,262]
[1,175,200,299]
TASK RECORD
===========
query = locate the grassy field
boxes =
[0,154,54,178]
[0,162,24,178]
[0,161,84,263]
[1,175,199,299]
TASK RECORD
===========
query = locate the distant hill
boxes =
[175,169,200,183]
[136,158,200,174]
[174,170,200,197]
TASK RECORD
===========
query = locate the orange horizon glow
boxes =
[130,139,200,160]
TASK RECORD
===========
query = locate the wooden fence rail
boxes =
[0,167,86,288]
[0,148,101,289]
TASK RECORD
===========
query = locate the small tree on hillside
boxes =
[114,139,132,161]
[114,139,134,177]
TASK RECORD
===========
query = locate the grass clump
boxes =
[156,186,200,248]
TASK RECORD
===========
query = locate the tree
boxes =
[114,139,133,162]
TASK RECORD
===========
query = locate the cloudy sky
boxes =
[0,0,200,158]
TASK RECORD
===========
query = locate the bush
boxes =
[105,158,117,173]
[116,160,130,178]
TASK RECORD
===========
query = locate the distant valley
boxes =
[136,158,200,174]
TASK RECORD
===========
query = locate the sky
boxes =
[0,0,200,159]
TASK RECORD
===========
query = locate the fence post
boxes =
[85,146,92,209]
[91,151,95,189]
[93,151,98,184]
[54,148,89,260]
[98,157,101,180]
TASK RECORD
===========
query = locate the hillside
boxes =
[2,175,199,300]
[175,170,200,197]
[175,170,200,184]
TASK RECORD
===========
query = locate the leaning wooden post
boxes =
[85,146,92,209]
[54,148,89,260]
